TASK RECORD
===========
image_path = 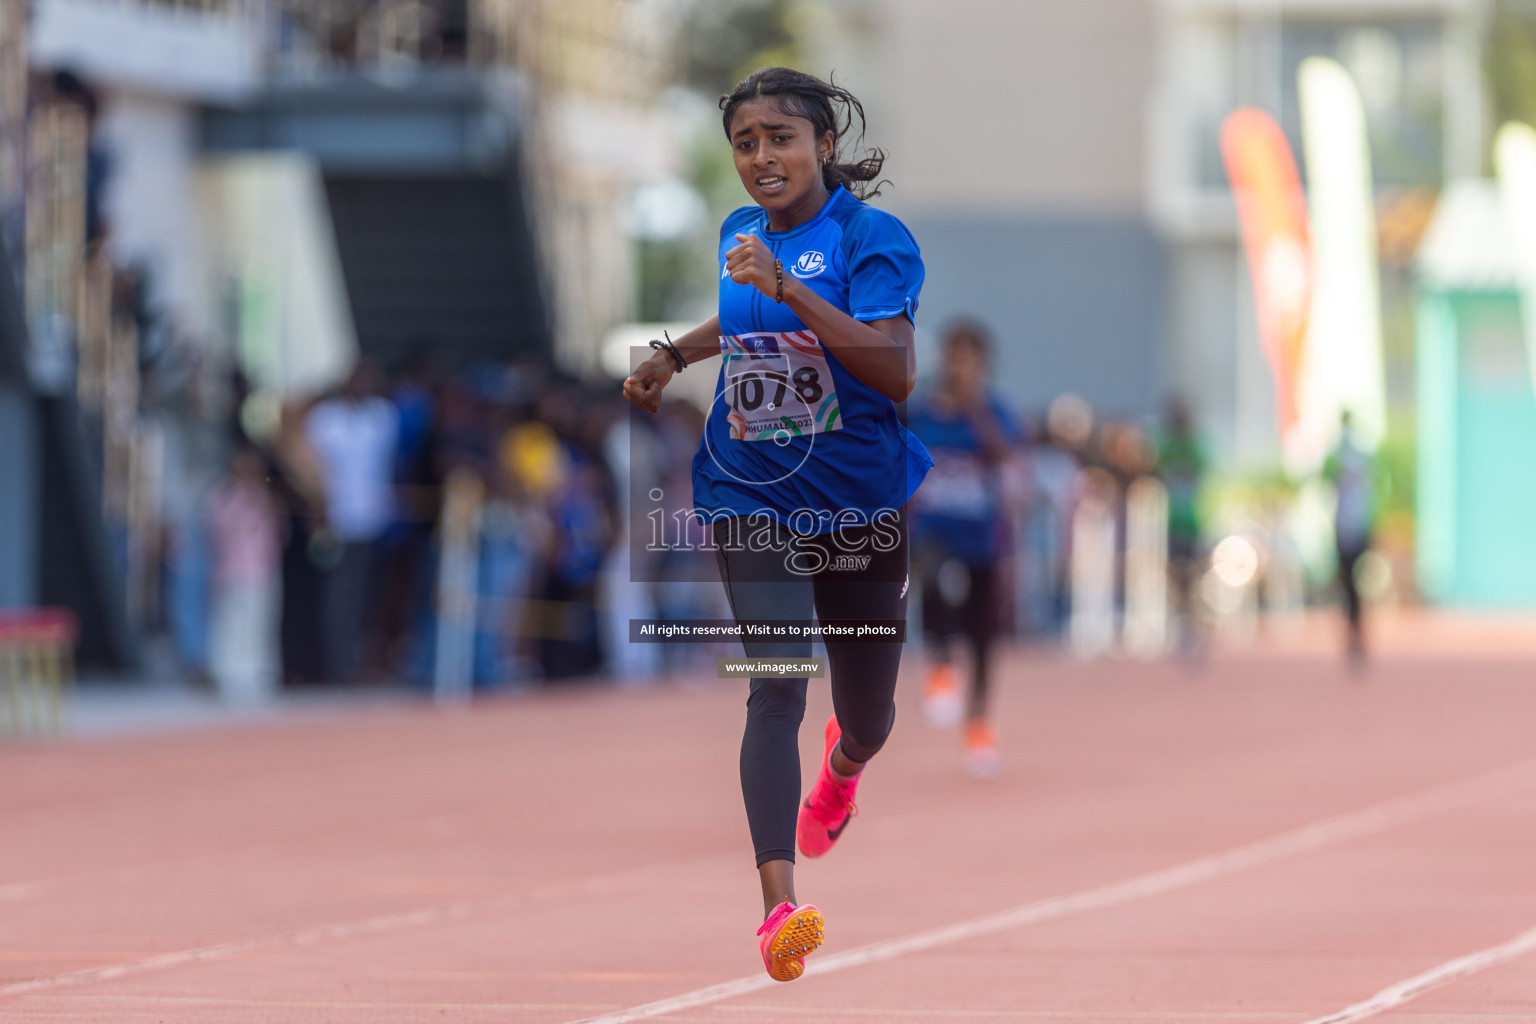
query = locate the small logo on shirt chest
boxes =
[790,250,826,279]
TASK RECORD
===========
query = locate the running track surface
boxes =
[6,624,1536,1022]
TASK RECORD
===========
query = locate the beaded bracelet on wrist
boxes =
[649,334,685,373]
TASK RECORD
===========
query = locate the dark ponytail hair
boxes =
[720,67,888,200]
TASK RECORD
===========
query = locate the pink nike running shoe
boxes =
[757,901,825,982]
[797,715,860,858]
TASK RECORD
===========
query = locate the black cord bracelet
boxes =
[664,330,686,370]
[649,334,685,373]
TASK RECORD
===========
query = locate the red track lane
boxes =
[4,638,1536,1022]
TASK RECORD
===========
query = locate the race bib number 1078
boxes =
[719,331,842,443]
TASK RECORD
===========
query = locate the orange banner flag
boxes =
[1220,108,1312,438]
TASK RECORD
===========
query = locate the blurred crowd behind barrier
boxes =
[1,0,1533,711]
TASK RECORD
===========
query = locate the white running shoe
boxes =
[922,664,963,728]
[964,719,1002,779]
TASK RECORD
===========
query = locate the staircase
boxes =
[323,173,550,370]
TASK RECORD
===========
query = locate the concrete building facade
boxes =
[824,0,1484,466]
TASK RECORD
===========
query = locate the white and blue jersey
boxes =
[692,186,933,533]
[908,394,1023,565]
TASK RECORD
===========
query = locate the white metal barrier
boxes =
[1123,476,1170,659]
[1068,471,1117,659]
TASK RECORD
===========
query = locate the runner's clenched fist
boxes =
[623,354,673,413]
[726,232,779,300]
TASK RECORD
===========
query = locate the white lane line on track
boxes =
[568,758,1536,1024]
[0,855,738,1000]
[0,901,495,999]
[5,758,1534,1010]
[1301,923,1536,1024]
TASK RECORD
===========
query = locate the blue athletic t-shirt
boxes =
[691,187,933,533]
[908,394,1023,565]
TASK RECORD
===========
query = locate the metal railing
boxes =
[105,0,251,18]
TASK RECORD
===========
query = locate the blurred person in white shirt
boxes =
[305,361,400,682]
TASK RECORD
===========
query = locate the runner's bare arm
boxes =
[788,298,913,403]
[668,315,727,367]
[622,316,723,413]
[726,233,914,402]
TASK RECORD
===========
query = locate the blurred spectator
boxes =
[391,351,441,489]
[433,375,498,482]
[1324,410,1375,666]
[600,399,663,683]
[305,361,400,682]
[650,398,729,673]
[1104,422,1155,482]
[207,444,283,705]
[154,360,227,683]
[533,389,614,680]
[468,386,550,687]
[1158,398,1207,653]
[378,353,442,670]
[145,355,760,692]
[274,395,331,684]
[1100,421,1155,629]
[480,416,564,683]
[1020,397,1090,639]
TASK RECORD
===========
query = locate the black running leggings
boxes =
[918,541,997,721]
[1338,541,1366,634]
[713,512,910,866]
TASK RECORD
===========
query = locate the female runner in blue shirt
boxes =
[623,67,931,982]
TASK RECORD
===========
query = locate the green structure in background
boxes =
[1415,182,1536,607]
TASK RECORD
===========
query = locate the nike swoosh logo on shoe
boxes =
[826,812,852,841]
